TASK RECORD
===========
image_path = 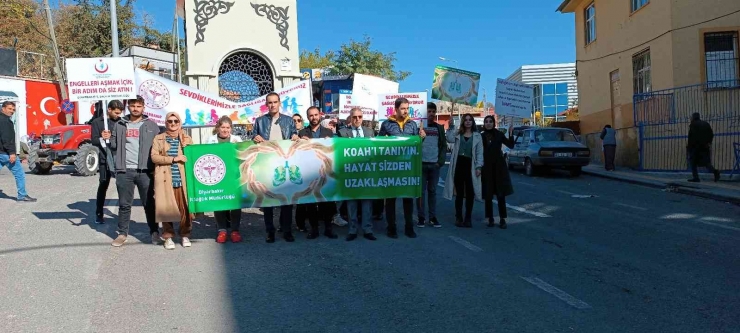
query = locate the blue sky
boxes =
[138,0,576,99]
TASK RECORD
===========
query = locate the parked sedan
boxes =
[507,128,590,177]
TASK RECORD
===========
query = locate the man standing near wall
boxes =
[378,97,426,239]
[252,92,299,243]
[687,112,720,182]
[92,100,123,223]
[0,101,36,202]
[109,96,161,247]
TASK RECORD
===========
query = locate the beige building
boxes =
[557,0,740,170]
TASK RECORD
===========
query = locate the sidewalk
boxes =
[582,165,740,204]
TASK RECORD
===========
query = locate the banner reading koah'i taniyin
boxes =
[184,137,422,212]
[134,68,312,126]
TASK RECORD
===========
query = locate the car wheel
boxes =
[524,158,535,177]
[27,142,48,174]
[569,167,582,177]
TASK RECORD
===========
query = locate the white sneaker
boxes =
[332,214,348,226]
[182,237,191,248]
[164,238,175,250]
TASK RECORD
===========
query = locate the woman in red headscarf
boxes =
[151,112,194,250]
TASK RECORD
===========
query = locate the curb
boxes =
[583,170,740,205]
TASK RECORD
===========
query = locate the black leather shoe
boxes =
[387,232,398,239]
[266,232,275,243]
[284,232,295,242]
[499,219,508,229]
[405,230,417,238]
[364,233,377,241]
[346,234,358,241]
[324,231,338,239]
[307,231,319,239]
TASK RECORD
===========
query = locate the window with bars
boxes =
[704,32,739,88]
[584,3,596,45]
[633,49,651,95]
[631,0,649,12]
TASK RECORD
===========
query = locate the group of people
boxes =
[86,93,516,249]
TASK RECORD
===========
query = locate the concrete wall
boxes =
[581,127,639,168]
[183,0,302,94]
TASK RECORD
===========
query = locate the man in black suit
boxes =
[298,106,338,239]
[338,108,377,241]
[91,100,122,224]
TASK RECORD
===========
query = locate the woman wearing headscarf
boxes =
[206,116,245,243]
[151,112,194,250]
[480,116,515,229]
[443,114,484,228]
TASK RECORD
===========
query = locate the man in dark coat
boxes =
[91,100,122,223]
[687,112,720,182]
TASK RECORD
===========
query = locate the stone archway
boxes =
[218,51,274,102]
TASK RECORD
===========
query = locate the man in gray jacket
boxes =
[107,95,161,247]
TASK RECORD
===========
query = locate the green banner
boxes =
[184,136,422,213]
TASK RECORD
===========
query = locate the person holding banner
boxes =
[151,112,194,250]
[92,100,122,224]
[378,97,426,239]
[338,107,377,241]
[443,114,483,228]
[252,92,299,243]
[480,115,515,229]
[298,106,338,240]
[206,116,245,243]
[110,96,161,247]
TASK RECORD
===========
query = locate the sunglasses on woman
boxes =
[167,119,180,124]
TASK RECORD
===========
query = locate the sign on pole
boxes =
[494,78,534,120]
[431,65,480,106]
[65,57,136,102]
[377,92,427,122]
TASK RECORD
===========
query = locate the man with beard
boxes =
[252,92,299,243]
[109,96,161,247]
[92,100,123,223]
[298,106,338,239]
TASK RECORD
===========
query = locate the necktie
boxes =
[355,128,360,137]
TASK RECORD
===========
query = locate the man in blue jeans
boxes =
[417,102,446,228]
[0,101,36,202]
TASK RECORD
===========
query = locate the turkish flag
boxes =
[25,81,66,136]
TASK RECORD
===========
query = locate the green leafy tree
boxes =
[299,47,334,69]
[327,36,410,82]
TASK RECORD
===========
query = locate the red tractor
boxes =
[27,124,100,176]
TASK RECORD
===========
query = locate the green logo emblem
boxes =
[273,160,303,186]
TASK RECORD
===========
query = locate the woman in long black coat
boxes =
[480,116,515,229]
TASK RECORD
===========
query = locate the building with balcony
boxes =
[557,0,740,171]
[506,63,578,123]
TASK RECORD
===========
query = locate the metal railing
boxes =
[633,79,740,172]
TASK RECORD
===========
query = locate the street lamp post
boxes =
[439,56,461,125]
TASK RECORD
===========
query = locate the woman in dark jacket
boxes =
[480,116,515,229]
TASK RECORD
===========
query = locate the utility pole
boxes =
[110,0,120,56]
[42,0,69,123]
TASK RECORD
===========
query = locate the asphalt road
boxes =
[1,164,739,332]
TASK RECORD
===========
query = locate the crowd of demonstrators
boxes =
[444,114,484,228]
[207,116,244,243]
[0,101,36,202]
[91,100,122,223]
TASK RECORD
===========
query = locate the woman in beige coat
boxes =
[151,112,194,250]
[443,114,483,228]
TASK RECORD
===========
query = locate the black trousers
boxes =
[385,197,414,233]
[302,202,335,233]
[295,204,307,230]
[95,167,113,217]
[454,156,475,219]
[372,199,384,217]
[264,205,292,234]
[115,170,156,235]
[215,209,242,231]
[603,144,616,171]
[484,196,507,219]
[690,148,717,179]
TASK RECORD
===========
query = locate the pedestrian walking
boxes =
[109,95,160,247]
[206,116,245,243]
[298,106,338,239]
[600,124,617,171]
[416,102,446,228]
[91,100,122,223]
[687,112,720,182]
[0,101,36,202]
[444,114,483,228]
[252,92,299,243]
[378,97,426,238]
[338,107,377,241]
[480,116,514,229]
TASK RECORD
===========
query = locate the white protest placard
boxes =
[495,78,534,119]
[66,57,136,102]
[351,73,399,114]
[133,68,311,126]
[377,92,427,122]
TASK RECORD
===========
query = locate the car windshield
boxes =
[535,129,577,142]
